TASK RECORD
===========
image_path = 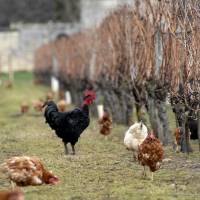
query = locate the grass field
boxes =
[0,72,200,200]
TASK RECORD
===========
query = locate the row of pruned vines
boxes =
[34,0,200,151]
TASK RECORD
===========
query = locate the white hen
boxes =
[124,121,148,159]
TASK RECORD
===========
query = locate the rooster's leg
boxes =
[71,144,75,155]
[64,143,69,155]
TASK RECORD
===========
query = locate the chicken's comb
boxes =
[84,90,96,99]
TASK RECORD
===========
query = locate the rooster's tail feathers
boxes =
[44,101,60,130]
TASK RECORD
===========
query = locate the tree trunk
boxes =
[135,104,142,121]
[118,91,129,124]
[109,91,123,123]
[135,104,147,124]
[126,101,133,125]
[90,103,98,117]
[157,101,171,145]
[102,89,132,125]
[147,97,163,140]
[197,110,200,152]
[180,111,193,153]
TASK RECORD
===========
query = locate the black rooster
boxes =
[44,90,96,155]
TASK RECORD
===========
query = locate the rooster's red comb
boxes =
[84,90,96,99]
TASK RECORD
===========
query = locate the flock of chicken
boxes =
[0,89,165,199]
[20,91,68,114]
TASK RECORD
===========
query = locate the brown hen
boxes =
[46,91,54,101]
[98,112,112,136]
[138,132,164,180]
[32,99,44,112]
[174,127,182,152]
[20,102,29,114]
[1,156,59,187]
[174,127,191,152]
[57,100,67,112]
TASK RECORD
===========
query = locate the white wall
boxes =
[80,0,134,28]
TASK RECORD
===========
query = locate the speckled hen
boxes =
[138,132,164,180]
[1,156,59,187]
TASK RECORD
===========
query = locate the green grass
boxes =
[0,72,200,200]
